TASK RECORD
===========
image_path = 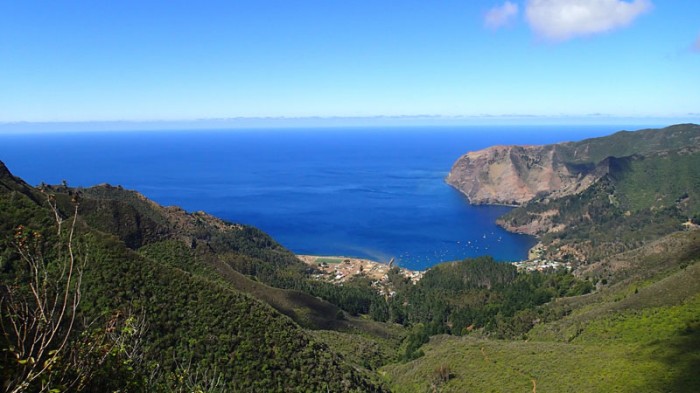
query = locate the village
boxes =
[298,248,572,292]
[511,258,570,272]
[297,255,424,295]
[511,242,571,272]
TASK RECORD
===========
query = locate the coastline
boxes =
[444,178,521,207]
[297,255,423,286]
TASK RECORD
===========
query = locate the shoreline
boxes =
[297,254,423,285]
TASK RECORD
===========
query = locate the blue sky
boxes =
[1,0,699,127]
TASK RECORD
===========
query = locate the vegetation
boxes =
[1,162,387,392]
[385,256,591,342]
[384,334,687,393]
[77,184,388,322]
[555,123,700,165]
[383,237,700,392]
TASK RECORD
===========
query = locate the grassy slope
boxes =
[382,333,694,393]
[384,294,699,392]
[383,230,700,392]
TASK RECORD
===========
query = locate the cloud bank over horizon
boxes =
[525,0,653,41]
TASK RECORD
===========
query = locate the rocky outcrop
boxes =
[446,144,607,205]
[447,124,700,206]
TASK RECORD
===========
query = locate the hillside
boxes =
[0,161,388,392]
[446,124,700,265]
[500,146,700,265]
[447,123,700,205]
[58,181,392,332]
[383,229,700,392]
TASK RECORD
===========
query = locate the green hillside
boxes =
[0,159,613,392]
[500,124,700,264]
[383,330,697,393]
[383,230,700,392]
[556,123,700,164]
[0,161,387,392]
[74,183,389,329]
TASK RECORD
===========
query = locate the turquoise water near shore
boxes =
[0,125,643,270]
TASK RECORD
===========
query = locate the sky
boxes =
[1,0,699,128]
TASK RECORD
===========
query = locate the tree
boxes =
[1,193,83,392]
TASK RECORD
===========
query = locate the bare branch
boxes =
[1,193,85,393]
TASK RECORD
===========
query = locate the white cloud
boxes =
[484,1,519,29]
[525,0,652,41]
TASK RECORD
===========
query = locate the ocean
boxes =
[0,125,641,270]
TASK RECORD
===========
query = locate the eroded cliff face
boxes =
[446,144,606,205]
[447,124,700,266]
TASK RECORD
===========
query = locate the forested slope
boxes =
[0,161,387,392]
[495,124,700,264]
[73,182,389,329]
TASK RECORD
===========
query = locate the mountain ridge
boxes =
[446,123,700,206]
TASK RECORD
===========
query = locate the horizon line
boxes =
[1,114,698,133]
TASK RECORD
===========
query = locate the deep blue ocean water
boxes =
[0,125,642,270]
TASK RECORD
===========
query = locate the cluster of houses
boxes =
[299,255,424,295]
[512,242,571,271]
[512,258,570,272]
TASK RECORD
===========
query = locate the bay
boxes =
[0,125,642,270]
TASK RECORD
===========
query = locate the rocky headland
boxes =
[445,143,608,206]
[446,124,700,265]
[446,124,700,207]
